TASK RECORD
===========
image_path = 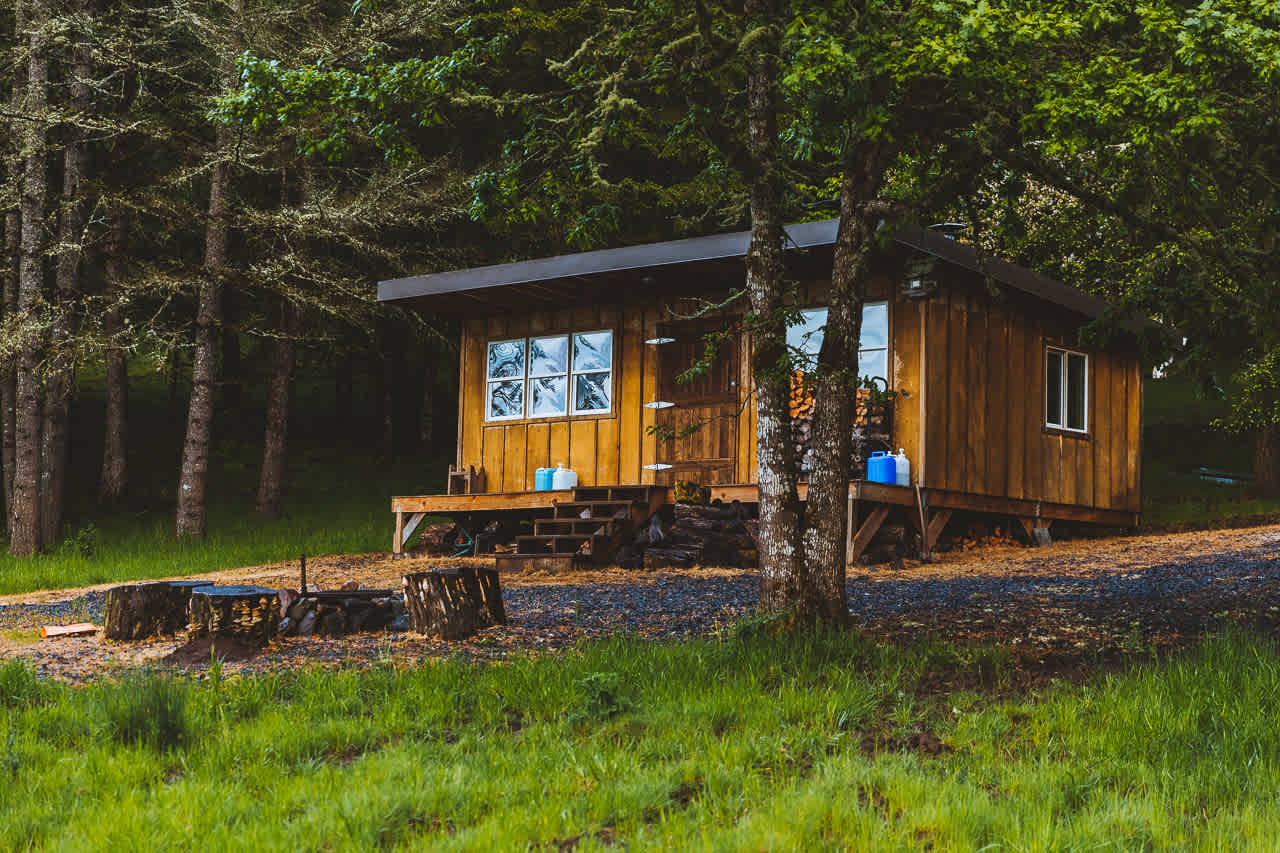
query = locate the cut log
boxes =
[188,585,281,646]
[103,580,215,640]
[402,567,505,640]
[40,622,97,638]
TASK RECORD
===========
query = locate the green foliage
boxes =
[1219,351,1280,432]
[58,524,99,559]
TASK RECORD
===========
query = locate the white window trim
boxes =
[1045,345,1089,433]
[570,328,614,416]
[483,330,615,422]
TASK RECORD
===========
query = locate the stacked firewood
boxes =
[278,585,409,637]
[939,521,1021,552]
[638,502,759,569]
[791,389,893,475]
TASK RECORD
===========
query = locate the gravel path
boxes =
[3,524,1279,683]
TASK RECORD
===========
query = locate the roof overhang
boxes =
[378,219,1110,320]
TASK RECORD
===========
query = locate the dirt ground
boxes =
[3,522,1279,683]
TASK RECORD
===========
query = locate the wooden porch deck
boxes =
[391,481,1139,563]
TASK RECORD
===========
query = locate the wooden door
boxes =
[654,319,739,485]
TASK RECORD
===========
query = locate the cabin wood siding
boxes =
[909,273,1142,513]
[453,267,1140,514]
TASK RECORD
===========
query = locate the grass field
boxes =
[3,627,1280,850]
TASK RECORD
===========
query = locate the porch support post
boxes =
[848,504,890,565]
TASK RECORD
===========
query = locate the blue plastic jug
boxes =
[534,467,555,491]
[867,451,895,484]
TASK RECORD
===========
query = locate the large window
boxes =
[1046,346,1088,433]
[486,330,613,421]
[786,302,889,381]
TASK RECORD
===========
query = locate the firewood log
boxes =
[402,567,505,640]
[188,585,281,646]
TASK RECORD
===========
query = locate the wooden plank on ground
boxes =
[41,623,97,638]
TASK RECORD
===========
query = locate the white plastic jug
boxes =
[894,448,910,486]
[551,463,578,490]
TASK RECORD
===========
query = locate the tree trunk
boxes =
[99,211,129,503]
[743,0,806,615]
[1,0,25,523]
[174,138,228,539]
[800,151,886,626]
[255,298,297,520]
[1254,422,1280,498]
[175,0,240,538]
[1,208,16,523]
[10,0,50,556]
[40,0,94,546]
[420,338,435,454]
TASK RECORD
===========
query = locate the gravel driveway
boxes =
[3,524,1279,683]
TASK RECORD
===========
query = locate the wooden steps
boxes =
[512,485,664,564]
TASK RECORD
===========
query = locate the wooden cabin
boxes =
[380,220,1142,566]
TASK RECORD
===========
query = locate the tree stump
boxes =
[188,585,281,646]
[402,567,505,640]
[103,581,214,640]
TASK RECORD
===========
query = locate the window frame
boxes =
[526,334,571,419]
[570,329,614,417]
[483,328,615,423]
[787,301,891,382]
[1045,345,1089,434]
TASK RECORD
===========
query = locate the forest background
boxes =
[1,0,1277,584]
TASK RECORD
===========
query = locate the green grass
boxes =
[4,629,1280,850]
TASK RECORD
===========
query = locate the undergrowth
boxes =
[3,630,1280,850]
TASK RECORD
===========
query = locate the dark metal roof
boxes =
[378,219,1109,319]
